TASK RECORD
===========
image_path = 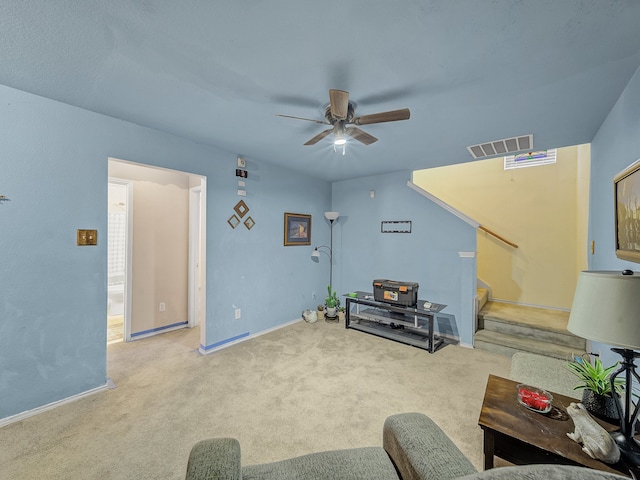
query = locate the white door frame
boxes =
[108,177,134,342]
[188,180,205,326]
[188,185,200,327]
[188,177,207,349]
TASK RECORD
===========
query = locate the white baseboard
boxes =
[0,383,109,428]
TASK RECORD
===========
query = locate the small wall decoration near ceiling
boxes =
[381,220,412,233]
[227,214,240,229]
[228,157,254,230]
[284,212,311,246]
[234,199,249,218]
[228,200,256,230]
[614,158,640,263]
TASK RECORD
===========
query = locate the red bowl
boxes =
[517,384,553,413]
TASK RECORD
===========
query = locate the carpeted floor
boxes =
[0,319,511,479]
[107,314,124,344]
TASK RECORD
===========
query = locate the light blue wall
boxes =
[204,158,332,350]
[331,170,477,345]
[588,64,640,367]
[0,84,331,420]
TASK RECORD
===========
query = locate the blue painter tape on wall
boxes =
[201,332,250,352]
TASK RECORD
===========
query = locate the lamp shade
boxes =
[567,270,640,349]
[324,211,339,221]
[311,248,320,258]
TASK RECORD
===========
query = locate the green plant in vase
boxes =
[325,285,340,318]
[566,356,623,421]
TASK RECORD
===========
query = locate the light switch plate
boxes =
[77,229,98,245]
[237,189,246,196]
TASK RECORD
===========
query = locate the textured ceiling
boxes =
[2,1,640,181]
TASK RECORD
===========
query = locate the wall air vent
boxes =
[504,149,557,170]
[466,134,533,159]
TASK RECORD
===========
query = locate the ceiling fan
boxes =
[276,89,410,147]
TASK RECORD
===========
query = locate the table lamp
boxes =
[567,270,640,467]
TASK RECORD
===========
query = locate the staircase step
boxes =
[478,301,584,349]
[475,301,586,361]
[476,288,488,312]
[474,330,585,361]
[481,317,585,350]
[479,301,570,330]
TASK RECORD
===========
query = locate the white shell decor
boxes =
[302,309,317,323]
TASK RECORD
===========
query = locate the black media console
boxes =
[344,291,447,354]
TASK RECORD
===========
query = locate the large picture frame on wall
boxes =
[284,212,312,246]
[614,158,640,263]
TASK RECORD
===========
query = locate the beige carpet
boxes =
[0,319,511,479]
[107,314,124,345]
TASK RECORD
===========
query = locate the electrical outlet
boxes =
[159,302,166,312]
[235,308,241,320]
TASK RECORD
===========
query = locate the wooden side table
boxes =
[478,374,633,477]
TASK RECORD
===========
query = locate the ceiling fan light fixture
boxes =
[334,133,347,155]
[277,89,410,147]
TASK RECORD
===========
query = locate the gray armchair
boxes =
[185,412,628,480]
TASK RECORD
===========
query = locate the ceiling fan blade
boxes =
[304,128,333,146]
[345,126,378,145]
[276,114,330,125]
[352,108,410,126]
[329,89,349,120]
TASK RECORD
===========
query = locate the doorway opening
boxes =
[107,158,207,350]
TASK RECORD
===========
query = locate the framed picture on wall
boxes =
[614,158,640,263]
[284,212,311,246]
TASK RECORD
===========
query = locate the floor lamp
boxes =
[567,270,640,468]
[311,212,339,321]
[324,211,339,288]
[311,212,339,288]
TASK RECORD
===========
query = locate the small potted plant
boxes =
[337,306,346,322]
[325,285,340,319]
[566,356,623,421]
[317,304,325,320]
